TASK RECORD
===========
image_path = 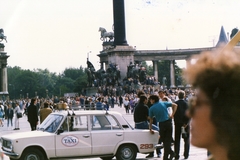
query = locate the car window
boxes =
[38,114,63,133]
[60,115,88,132]
[92,115,121,130]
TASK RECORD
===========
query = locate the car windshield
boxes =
[38,114,64,133]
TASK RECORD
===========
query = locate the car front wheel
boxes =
[20,148,46,160]
[116,144,137,160]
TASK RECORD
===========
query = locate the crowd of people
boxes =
[0,87,193,160]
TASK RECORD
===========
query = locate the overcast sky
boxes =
[1,0,239,73]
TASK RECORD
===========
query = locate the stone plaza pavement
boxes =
[0,104,208,160]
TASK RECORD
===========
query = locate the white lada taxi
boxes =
[1,110,159,160]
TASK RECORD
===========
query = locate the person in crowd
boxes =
[84,97,90,110]
[13,102,21,130]
[5,103,14,128]
[80,95,85,109]
[27,98,39,131]
[173,90,190,160]
[123,96,130,114]
[0,104,4,127]
[159,91,175,149]
[129,97,135,114]
[23,98,30,116]
[159,90,173,117]
[184,47,240,160]
[148,94,177,160]
[103,100,109,110]
[39,102,52,123]
[53,96,59,104]
[111,96,115,108]
[96,98,103,110]
[89,98,95,110]
[119,95,123,108]
[146,92,163,158]
[134,95,159,158]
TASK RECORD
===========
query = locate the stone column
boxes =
[1,64,8,92]
[104,61,108,71]
[170,60,176,88]
[152,60,158,82]
[113,0,128,46]
[0,51,9,94]
[100,62,104,69]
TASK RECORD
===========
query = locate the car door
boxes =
[55,115,92,157]
[91,114,124,155]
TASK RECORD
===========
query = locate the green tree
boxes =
[157,60,182,87]
[141,61,153,76]
[7,66,22,99]
[15,69,39,98]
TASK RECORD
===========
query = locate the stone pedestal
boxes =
[106,45,135,80]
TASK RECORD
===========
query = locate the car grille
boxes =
[1,138,12,150]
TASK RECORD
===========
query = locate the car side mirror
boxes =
[57,129,64,135]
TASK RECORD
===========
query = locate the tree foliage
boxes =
[7,66,88,99]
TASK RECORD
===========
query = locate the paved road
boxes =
[0,105,208,160]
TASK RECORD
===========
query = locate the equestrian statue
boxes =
[0,28,7,43]
[99,27,114,42]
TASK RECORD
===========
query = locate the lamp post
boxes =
[87,51,91,61]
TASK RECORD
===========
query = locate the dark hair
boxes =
[137,90,145,98]
[178,90,185,99]
[158,90,164,94]
[139,95,147,103]
[149,94,159,103]
[30,98,36,105]
[184,49,240,159]
[44,102,49,108]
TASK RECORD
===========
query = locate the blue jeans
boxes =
[135,121,159,131]
[7,118,13,127]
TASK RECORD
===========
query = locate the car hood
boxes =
[2,131,53,140]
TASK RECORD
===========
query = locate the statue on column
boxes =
[0,28,7,49]
[86,60,96,87]
[99,27,114,42]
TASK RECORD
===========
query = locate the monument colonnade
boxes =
[98,47,213,88]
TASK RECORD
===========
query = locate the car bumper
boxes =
[0,148,19,157]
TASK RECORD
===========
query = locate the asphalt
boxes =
[0,105,208,160]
